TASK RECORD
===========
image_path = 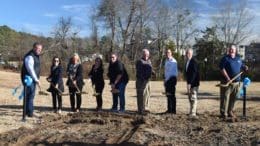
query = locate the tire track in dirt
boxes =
[0,109,259,145]
[106,116,146,145]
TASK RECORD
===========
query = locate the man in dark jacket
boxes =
[136,49,152,114]
[185,49,200,117]
[107,53,129,112]
[21,42,42,117]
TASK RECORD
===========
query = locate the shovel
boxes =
[38,85,49,95]
[73,84,87,95]
[216,72,243,87]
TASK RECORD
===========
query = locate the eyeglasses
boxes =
[54,60,59,62]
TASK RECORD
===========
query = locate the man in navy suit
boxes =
[185,49,200,117]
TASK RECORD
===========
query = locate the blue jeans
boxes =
[25,82,36,116]
[112,82,126,111]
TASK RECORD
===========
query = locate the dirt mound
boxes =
[0,108,259,146]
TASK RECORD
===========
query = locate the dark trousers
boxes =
[69,86,82,110]
[25,82,36,116]
[112,82,126,111]
[95,86,104,108]
[165,76,177,114]
[51,91,62,110]
[220,80,226,116]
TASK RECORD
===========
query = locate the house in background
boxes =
[245,42,260,63]
[238,45,246,60]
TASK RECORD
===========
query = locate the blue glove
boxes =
[239,77,251,98]
[24,75,33,87]
[243,77,251,88]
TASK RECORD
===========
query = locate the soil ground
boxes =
[0,71,259,145]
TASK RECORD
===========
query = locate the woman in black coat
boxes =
[66,53,84,112]
[47,56,64,114]
[88,57,105,111]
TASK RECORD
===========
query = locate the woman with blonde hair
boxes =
[66,53,84,112]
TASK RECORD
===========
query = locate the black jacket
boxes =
[48,65,64,92]
[21,49,40,85]
[88,65,105,90]
[66,63,84,88]
[136,58,152,81]
[185,58,200,88]
[107,60,129,85]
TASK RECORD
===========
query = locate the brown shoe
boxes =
[231,117,238,122]
[228,111,237,118]
[228,111,238,122]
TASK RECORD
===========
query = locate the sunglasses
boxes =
[54,60,59,62]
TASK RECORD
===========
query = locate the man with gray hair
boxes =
[136,49,152,115]
[219,45,248,121]
[185,48,200,117]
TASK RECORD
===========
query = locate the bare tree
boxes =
[170,0,198,53]
[51,16,81,58]
[212,0,254,47]
[90,14,99,52]
[95,0,199,79]
[117,0,138,57]
[146,0,198,78]
[131,0,155,61]
[151,1,172,78]
[98,0,117,53]
[52,17,73,50]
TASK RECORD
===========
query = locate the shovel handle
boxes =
[216,72,243,87]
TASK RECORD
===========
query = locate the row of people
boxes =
[46,52,129,113]
[21,42,247,121]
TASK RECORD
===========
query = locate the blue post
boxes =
[22,85,26,122]
[242,77,251,118]
[243,86,246,117]
[22,75,32,122]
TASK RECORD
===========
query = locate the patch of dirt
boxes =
[0,71,259,145]
[0,108,259,146]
